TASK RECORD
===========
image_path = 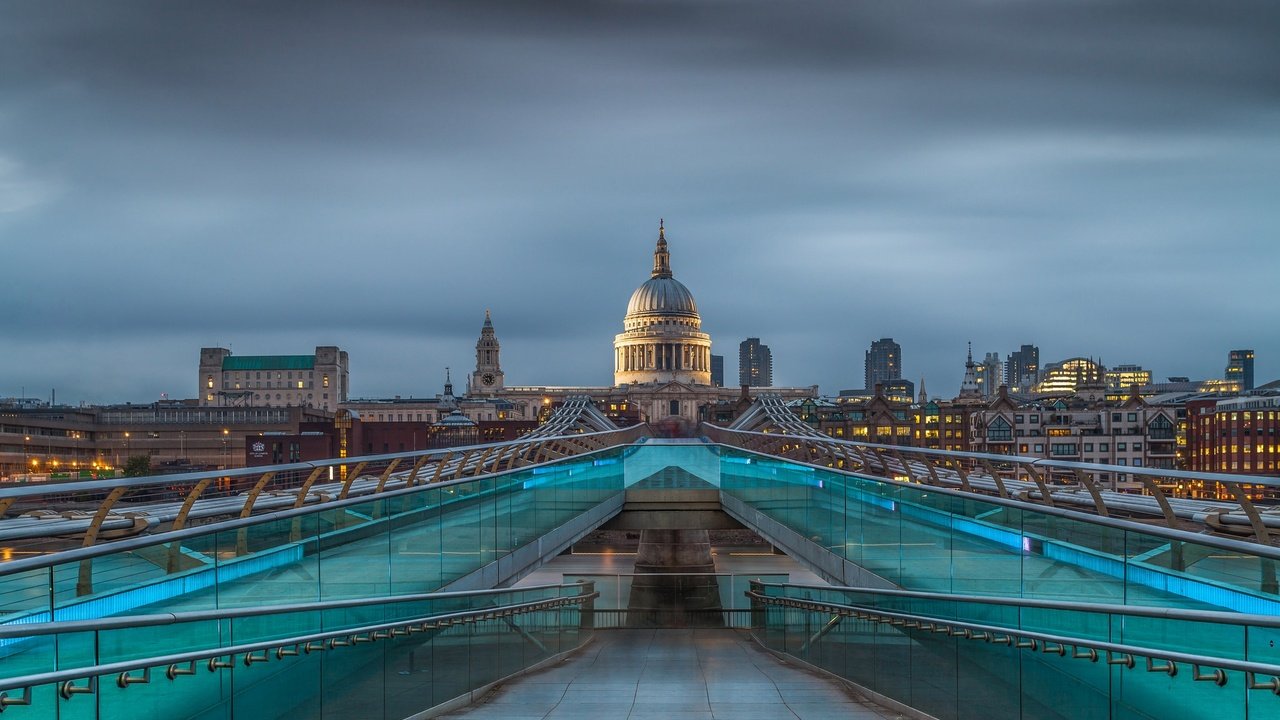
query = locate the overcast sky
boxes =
[2,1,1278,404]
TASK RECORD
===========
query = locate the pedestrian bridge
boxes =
[3,401,1280,719]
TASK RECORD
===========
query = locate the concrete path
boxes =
[439,628,906,720]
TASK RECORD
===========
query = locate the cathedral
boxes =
[469,222,815,433]
[613,220,713,386]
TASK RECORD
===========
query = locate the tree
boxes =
[123,455,152,478]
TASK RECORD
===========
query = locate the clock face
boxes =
[482,372,496,386]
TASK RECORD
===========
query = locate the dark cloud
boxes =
[2,0,1278,403]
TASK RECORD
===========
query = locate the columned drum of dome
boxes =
[614,221,713,386]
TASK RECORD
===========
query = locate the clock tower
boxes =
[471,310,504,395]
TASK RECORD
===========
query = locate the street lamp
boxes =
[222,428,230,469]
[23,436,29,477]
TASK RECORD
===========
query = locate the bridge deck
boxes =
[439,628,898,720]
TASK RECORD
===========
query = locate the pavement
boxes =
[438,627,906,720]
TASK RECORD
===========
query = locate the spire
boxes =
[959,342,981,399]
[480,309,495,339]
[440,367,458,409]
[651,218,672,278]
[919,375,928,404]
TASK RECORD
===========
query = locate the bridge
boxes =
[2,396,1280,719]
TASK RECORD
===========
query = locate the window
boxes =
[1117,443,1126,451]
[1133,442,1142,451]
[323,375,330,388]
[670,400,680,416]
[1127,413,1137,422]
[1015,415,1024,423]
[206,375,214,389]
[1051,443,1076,456]
[1100,443,1109,451]
[1084,443,1094,452]
[1112,413,1122,422]
[1034,444,1044,452]
[987,417,1012,441]
[1029,414,1039,423]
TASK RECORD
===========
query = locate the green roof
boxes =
[222,355,315,371]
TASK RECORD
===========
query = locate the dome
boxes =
[626,276,699,318]
[434,409,476,428]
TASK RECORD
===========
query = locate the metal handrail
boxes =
[706,422,1280,545]
[0,425,634,501]
[746,589,1280,687]
[748,581,1280,629]
[709,424,1280,488]
[709,438,1280,561]
[0,587,599,697]
[0,581,585,639]
[0,436,637,577]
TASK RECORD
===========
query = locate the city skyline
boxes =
[2,2,1278,404]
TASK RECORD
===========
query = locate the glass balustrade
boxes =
[717,446,1280,613]
[750,581,1280,720]
[0,583,592,720]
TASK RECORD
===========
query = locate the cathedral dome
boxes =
[625,276,698,318]
[613,220,713,387]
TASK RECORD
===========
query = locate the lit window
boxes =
[323,375,330,388]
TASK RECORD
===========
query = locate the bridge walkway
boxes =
[5,434,1280,718]
[439,628,897,720]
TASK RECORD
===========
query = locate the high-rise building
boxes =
[865,338,901,391]
[1226,349,1255,391]
[978,352,1001,398]
[739,338,773,387]
[1005,344,1040,393]
[710,355,724,387]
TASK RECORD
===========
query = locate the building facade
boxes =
[865,338,902,391]
[1187,394,1278,476]
[710,355,724,387]
[968,387,1179,488]
[0,402,330,480]
[738,338,773,387]
[198,346,349,412]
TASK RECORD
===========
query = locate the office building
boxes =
[710,355,724,387]
[864,338,901,391]
[978,352,1001,397]
[1005,344,1040,393]
[198,346,349,412]
[739,338,773,387]
[1226,349,1255,391]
